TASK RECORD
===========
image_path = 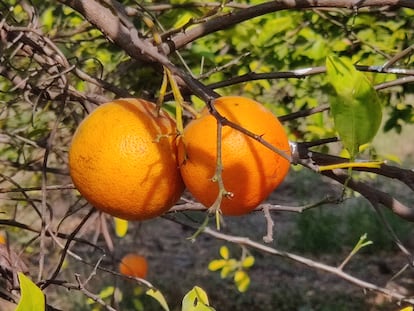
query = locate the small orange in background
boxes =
[0,233,6,244]
[68,98,184,221]
[178,96,291,216]
[119,254,148,279]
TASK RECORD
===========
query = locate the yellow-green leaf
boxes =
[242,256,255,269]
[208,259,227,271]
[16,273,45,311]
[173,12,193,29]
[98,286,115,300]
[220,265,232,279]
[146,288,170,311]
[114,217,128,237]
[219,246,229,260]
[326,55,382,159]
[220,259,237,278]
[182,286,215,311]
[234,270,250,293]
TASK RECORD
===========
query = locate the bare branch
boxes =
[297,147,414,191]
[161,0,414,54]
[202,227,414,304]
[262,206,274,243]
[42,207,96,290]
[207,65,414,91]
[300,159,414,222]
[74,274,118,311]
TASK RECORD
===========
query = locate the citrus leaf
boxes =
[220,265,232,279]
[326,55,382,158]
[113,217,128,237]
[208,259,227,271]
[182,286,215,311]
[234,270,250,293]
[242,256,255,269]
[219,246,229,260]
[146,288,170,311]
[220,259,237,278]
[98,286,115,299]
[16,272,45,311]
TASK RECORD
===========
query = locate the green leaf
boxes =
[173,12,193,29]
[146,288,170,311]
[113,217,128,237]
[234,270,250,293]
[182,286,215,311]
[16,273,45,311]
[326,55,382,158]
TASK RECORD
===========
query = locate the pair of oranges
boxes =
[68,96,291,221]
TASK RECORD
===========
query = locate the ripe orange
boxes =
[69,98,184,221]
[119,253,148,279]
[178,96,291,216]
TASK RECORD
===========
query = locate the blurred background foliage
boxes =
[3,0,413,140]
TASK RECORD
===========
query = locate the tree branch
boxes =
[161,0,414,54]
[297,147,414,191]
[202,226,414,304]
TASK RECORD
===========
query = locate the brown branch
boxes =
[170,195,338,213]
[58,0,414,104]
[297,147,414,191]
[0,184,75,194]
[161,0,414,54]
[262,206,275,243]
[375,76,414,90]
[279,104,330,122]
[297,156,414,222]
[0,218,104,251]
[41,207,96,290]
[207,65,414,91]
[138,2,251,12]
[202,226,414,304]
[74,274,117,311]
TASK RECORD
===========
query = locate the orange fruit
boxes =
[69,98,184,221]
[119,253,148,279]
[178,96,291,216]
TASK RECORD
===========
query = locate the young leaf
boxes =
[16,272,45,311]
[219,246,229,260]
[220,259,237,278]
[234,270,250,293]
[326,55,382,158]
[146,288,170,311]
[242,256,255,269]
[113,217,128,237]
[182,286,215,311]
[208,259,227,271]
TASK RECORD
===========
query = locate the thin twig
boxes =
[262,206,274,243]
[202,227,414,304]
[162,0,414,54]
[41,207,96,290]
[74,274,118,311]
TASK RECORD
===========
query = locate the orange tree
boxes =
[1,0,414,310]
